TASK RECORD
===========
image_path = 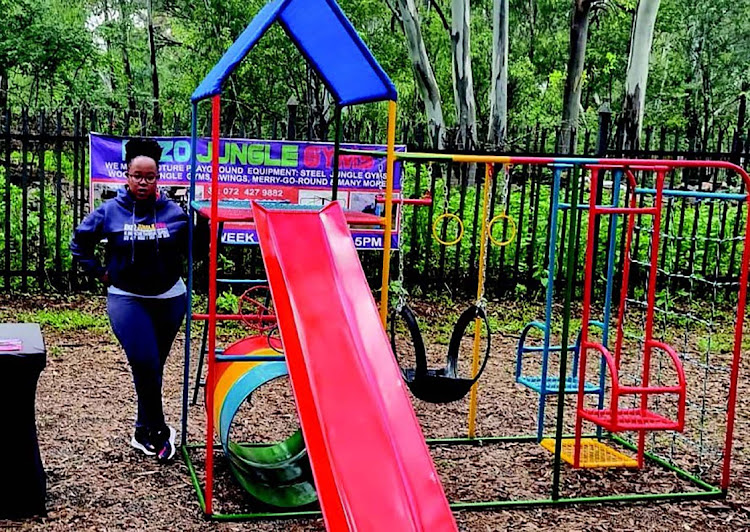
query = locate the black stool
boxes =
[0,323,47,519]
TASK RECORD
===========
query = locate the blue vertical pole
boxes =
[601,169,622,347]
[181,102,199,447]
[537,166,565,441]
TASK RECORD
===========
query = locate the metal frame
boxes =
[183,94,400,516]
[180,433,723,520]
[367,151,749,502]
[182,92,750,518]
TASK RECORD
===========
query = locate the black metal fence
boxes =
[0,103,748,297]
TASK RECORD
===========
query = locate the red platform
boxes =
[579,408,682,432]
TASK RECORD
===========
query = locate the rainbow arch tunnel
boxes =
[209,335,317,507]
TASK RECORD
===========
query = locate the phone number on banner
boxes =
[200,184,294,201]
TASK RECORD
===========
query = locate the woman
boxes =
[71,138,190,462]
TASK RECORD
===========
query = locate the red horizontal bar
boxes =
[592,206,657,215]
[192,313,276,322]
[342,212,386,226]
[619,385,683,394]
[628,165,671,172]
[376,195,432,206]
[584,163,631,170]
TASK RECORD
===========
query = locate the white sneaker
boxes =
[131,427,158,456]
[156,425,176,463]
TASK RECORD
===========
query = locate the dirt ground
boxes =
[1,295,749,531]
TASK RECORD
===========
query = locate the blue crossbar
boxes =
[521,345,577,353]
[518,375,600,395]
[216,278,268,285]
[635,188,746,201]
[558,203,590,211]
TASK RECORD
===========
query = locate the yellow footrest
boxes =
[540,438,638,468]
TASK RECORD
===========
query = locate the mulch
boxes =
[1,295,749,531]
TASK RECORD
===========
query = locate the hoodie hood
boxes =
[114,185,171,210]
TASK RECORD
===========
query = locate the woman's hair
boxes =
[125,138,163,167]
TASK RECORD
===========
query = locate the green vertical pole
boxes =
[551,166,581,500]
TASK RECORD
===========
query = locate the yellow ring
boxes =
[432,213,464,246]
[487,213,517,247]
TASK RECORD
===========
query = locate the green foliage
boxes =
[216,290,239,314]
[2,0,748,136]
[1,0,98,108]
[0,166,74,290]
[17,308,109,331]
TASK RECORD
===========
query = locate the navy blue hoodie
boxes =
[71,187,190,296]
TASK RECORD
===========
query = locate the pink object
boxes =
[253,201,456,532]
[0,339,23,352]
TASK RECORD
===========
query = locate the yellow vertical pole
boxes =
[468,163,493,438]
[379,100,398,327]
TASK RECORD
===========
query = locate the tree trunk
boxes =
[560,0,592,153]
[117,0,137,123]
[528,0,536,63]
[684,27,702,151]
[304,66,331,141]
[396,0,446,148]
[621,0,661,150]
[488,0,509,148]
[451,0,477,150]
[147,0,161,129]
[102,0,119,101]
[0,68,7,111]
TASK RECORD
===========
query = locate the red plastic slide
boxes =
[253,202,456,532]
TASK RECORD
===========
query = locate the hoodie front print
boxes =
[71,186,189,296]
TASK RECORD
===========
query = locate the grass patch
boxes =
[17,308,109,332]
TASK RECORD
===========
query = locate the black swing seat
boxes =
[390,304,491,404]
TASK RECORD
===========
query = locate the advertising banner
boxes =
[89,133,403,249]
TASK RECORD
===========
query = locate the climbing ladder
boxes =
[572,165,687,468]
[516,164,622,441]
[189,207,272,406]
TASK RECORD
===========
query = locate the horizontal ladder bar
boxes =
[192,313,276,322]
[521,345,578,353]
[216,278,267,285]
[215,354,284,363]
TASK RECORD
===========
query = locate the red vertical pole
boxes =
[614,170,639,370]
[205,94,221,514]
[574,167,600,468]
[638,168,667,467]
[722,194,750,490]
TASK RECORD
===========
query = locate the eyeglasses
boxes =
[127,173,158,184]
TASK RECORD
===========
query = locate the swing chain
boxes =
[441,162,450,215]
[500,163,511,211]
[391,167,411,311]
[477,165,494,310]
[393,235,408,310]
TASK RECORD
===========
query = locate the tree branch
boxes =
[429,0,450,31]
[384,0,403,24]
[154,34,185,49]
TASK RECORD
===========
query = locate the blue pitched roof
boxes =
[191,0,397,106]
